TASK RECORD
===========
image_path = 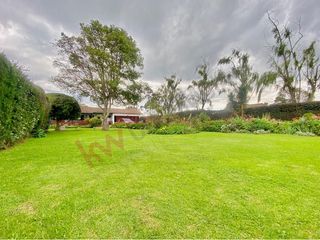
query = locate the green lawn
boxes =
[0,129,320,238]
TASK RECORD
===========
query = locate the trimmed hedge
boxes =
[176,109,234,120]
[176,102,320,121]
[0,54,50,149]
[245,101,320,120]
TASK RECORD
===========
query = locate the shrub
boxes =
[247,118,275,132]
[89,117,102,128]
[200,120,225,132]
[272,121,293,134]
[221,117,249,133]
[31,128,47,138]
[0,54,50,149]
[291,118,320,136]
[148,123,197,135]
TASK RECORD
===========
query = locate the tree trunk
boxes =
[102,117,109,131]
[102,110,110,131]
[102,101,111,131]
[201,102,205,110]
[240,104,244,118]
[55,120,60,131]
[308,86,316,102]
[288,87,297,103]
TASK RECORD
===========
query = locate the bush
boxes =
[0,54,50,149]
[31,128,47,138]
[272,121,293,134]
[148,123,197,135]
[247,118,275,132]
[200,120,225,132]
[221,117,249,133]
[89,117,102,128]
[291,118,320,136]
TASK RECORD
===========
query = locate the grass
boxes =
[0,128,320,238]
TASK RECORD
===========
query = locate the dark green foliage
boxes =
[247,118,275,132]
[47,93,80,123]
[245,101,320,120]
[88,117,102,128]
[200,120,225,132]
[221,117,249,133]
[0,54,50,149]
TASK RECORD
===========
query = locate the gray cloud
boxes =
[1,0,320,109]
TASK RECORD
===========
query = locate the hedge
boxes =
[0,53,50,149]
[176,102,320,121]
[244,101,320,120]
[176,109,234,120]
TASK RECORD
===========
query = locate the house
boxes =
[80,105,142,124]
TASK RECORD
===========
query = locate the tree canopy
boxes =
[47,93,81,130]
[145,75,185,116]
[188,63,221,110]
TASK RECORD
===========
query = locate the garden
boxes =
[1,13,320,239]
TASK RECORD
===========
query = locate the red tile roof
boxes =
[80,105,142,115]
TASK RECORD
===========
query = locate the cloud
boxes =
[0,0,319,109]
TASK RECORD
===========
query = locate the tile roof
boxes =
[80,105,142,115]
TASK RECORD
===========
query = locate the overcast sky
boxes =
[1,0,320,109]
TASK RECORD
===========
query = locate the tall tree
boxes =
[268,13,305,103]
[145,75,185,116]
[188,62,221,110]
[303,41,320,101]
[53,20,144,130]
[218,49,259,116]
[47,93,81,130]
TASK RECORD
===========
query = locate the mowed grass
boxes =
[0,129,320,238]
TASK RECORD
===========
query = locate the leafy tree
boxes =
[188,62,221,110]
[268,13,305,103]
[255,71,278,103]
[303,41,320,101]
[47,93,81,130]
[218,50,259,116]
[53,20,144,130]
[145,75,185,116]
